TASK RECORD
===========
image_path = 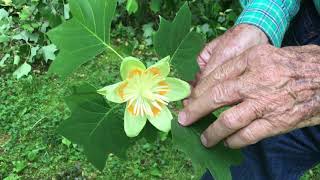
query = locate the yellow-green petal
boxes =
[147,106,172,132]
[124,104,147,137]
[97,81,126,103]
[146,56,170,77]
[120,56,146,80]
[165,77,191,102]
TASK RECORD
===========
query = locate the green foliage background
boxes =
[1,0,319,179]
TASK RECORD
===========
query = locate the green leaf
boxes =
[126,0,138,14]
[61,137,72,147]
[13,161,27,173]
[150,0,161,13]
[58,83,158,170]
[142,23,154,38]
[63,4,70,20]
[153,3,205,81]
[4,174,19,180]
[0,8,9,20]
[0,34,9,43]
[40,44,57,62]
[172,115,243,180]
[47,0,117,78]
[13,62,32,79]
[28,46,39,63]
[13,55,20,65]
[19,6,32,20]
[0,53,10,67]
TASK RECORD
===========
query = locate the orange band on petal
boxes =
[127,104,135,115]
[158,81,167,86]
[128,69,142,79]
[159,91,169,95]
[148,67,161,76]
[158,81,169,95]
[151,106,161,116]
[117,82,128,100]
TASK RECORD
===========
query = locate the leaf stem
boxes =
[105,44,125,61]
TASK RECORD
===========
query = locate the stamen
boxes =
[145,102,153,116]
[123,67,172,117]
[140,100,144,116]
[134,97,140,115]
[127,98,135,107]
[151,101,162,110]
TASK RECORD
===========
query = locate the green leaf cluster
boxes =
[0,0,65,78]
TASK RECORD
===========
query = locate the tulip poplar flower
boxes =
[98,56,191,137]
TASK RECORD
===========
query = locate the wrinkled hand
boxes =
[197,24,269,79]
[180,44,320,149]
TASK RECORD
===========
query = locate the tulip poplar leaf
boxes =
[172,115,243,180]
[47,0,117,77]
[58,83,158,170]
[153,3,205,81]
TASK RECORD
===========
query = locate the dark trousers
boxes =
[202,1,320,180]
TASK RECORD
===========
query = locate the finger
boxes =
[200,100,263,147]
[225,118,277,149]
[197,38,221,71]
[297,116,320,128]
[226,97,320,149]
[201,28,267,78]
[196,72,201,84]
[183,99,190,106]
[192,53,248,99]
[189,72,202,87]
[294,97,320,128]
[178,80,243,126]
[283,45,320,54]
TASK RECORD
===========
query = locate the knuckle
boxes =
[215,65,226,79]
[240,127,256,144]
[211,84,225,101]
[248,101,263,118]
[280,119,296,128]
[250,44,273,57]
[192,88,200,98]
[205,44,213,52]
[220,112,236,130]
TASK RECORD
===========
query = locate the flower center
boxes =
[121,68,169,117]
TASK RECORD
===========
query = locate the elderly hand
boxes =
[180,44,320,149]
[197,24,269,79]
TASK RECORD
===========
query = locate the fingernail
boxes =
[201,134,208,147]
[224,141,229,148]
[178,111,187,125]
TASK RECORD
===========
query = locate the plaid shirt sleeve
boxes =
[236,0,301,47]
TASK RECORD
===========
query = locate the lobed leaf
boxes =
[153,3,205,81]
[171,115,243,180]
[47,0,117,78]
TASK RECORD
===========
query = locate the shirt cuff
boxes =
[235,0,299,47]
